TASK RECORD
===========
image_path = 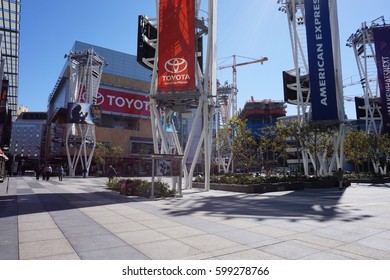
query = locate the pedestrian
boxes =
[46,164,52,181]
[107,165,117,182]
[58,165,64,181]
[335,168,344,191]
[34,165,41,180]
[42,165,48,180]
[82,168,87,178]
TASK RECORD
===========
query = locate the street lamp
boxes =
[13,142,18,175]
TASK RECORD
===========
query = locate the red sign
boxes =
[158,0,196,92]
[94,88,150,117]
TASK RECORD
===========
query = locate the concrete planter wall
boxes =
[193,177,390,194]
[193,181,304,194]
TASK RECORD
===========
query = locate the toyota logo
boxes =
[164,58,188,74]
[79,91,104,105]
[95,92,104,105]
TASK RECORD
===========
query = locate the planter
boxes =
[303,179,337,189]
[193,181,303,194]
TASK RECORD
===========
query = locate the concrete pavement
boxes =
[1,175,390,260]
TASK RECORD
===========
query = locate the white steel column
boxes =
[148,0,217,191]
[346,17,388,135]
[279,0,345,175]
[65,49,107,176]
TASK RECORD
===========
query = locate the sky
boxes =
[18,0,389,120]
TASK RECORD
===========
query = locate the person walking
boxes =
[34,165,41,180]
[335,168,344,191]
[46,164,53,181]
[107,165,117,182]
[42,165,48,181]
[58,165,64,181]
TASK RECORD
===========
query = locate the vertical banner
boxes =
[304,0,338,121]
[158,0,196,92]
[373,26,390,133]
[1,79,8,106]
[0,80,8,122]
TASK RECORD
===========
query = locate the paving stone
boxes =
[77,245,149,260]
[133,239,202,259]
[19,239,75,260]
[67,233,128,252]
[4,177,390,260]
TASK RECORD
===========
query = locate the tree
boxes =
[94,142,109,174]
[229,116,261,172]
[258,121,296,176]
[300,123,338,176]
[111,146,124,168]
[215,122,234,173]
[376,133,390,174]
[344,130,369,173]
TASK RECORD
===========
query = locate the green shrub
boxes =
[154,180,176,197]
[105,178,176,198]
[106,177,122,191]
[204,173,339,185]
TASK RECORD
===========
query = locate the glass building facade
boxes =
[0,0,21,117]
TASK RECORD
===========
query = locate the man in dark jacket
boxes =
[107,165,117,182]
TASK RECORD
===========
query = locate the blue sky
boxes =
[19,0,389,119]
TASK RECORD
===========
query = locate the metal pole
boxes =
[151,155,155,199]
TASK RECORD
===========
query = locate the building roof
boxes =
[72,41,152,82]
[239,99,287,119]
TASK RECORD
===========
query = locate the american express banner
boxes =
[304,0,338,121]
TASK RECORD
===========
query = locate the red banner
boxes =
[85,88,150,117]
[157,0,196,92]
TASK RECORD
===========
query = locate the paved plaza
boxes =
[1,175,390,260]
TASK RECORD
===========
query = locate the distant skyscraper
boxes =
[0,0,21,117]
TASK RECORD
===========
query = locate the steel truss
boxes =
[278,0,345,176]
[65,49,107,176]
[146,0,217,190]
[347,16,389,135]
[215,81,234,174]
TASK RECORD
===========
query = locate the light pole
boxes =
[12,142,18,175]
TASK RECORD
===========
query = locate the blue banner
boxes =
[305,0,338,121]
[373,26,390,133]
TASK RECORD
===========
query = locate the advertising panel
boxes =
[155,158,181,176]
[96,88,150,117]
[304,0,338,121]
[137,15,157,70]
[0,79,8,120]
[373,26,390,133]
[67,102,102,125]
[157,0,196,92]
[1,79,8,107]
[79,88,150,117]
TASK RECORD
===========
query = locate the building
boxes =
[0,0,21,118]
[9,111,47,174]
[239,98,287,137]
[0,0,21,159]
[16,104,28,116]
[47,41,153,176]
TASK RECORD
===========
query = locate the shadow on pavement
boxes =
[160,187,373,223]
[0,180,375,225]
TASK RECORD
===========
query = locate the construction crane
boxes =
[218,55,268,117]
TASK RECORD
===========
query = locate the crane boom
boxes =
[217,55,268,117]
[218,57,268,70]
